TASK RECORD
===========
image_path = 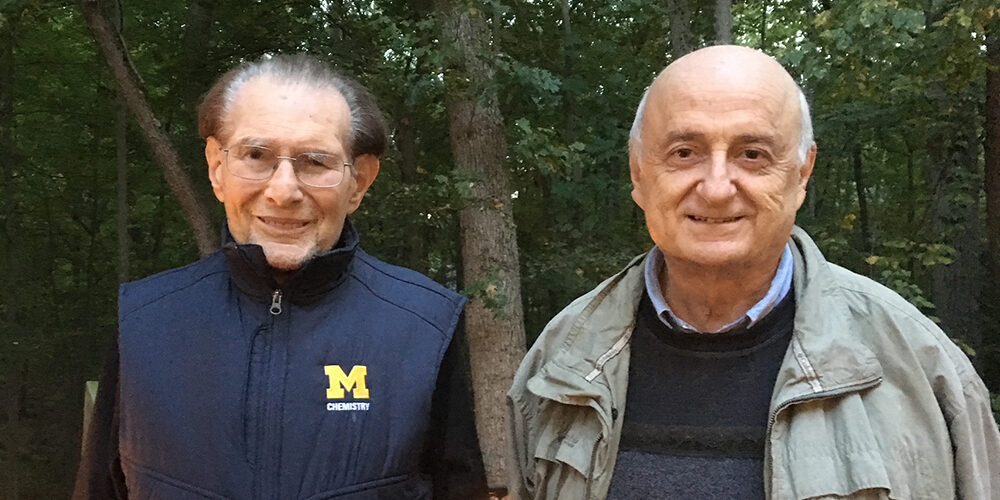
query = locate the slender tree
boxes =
[107,0,129,283]
[666,0,695,58]
[436,0,527,492]
[714,0,732,44]
[986,19,1000,289]
[78,0,216,256]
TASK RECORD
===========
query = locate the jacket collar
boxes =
[221,218,359,305]
[524,252,646,425]
[771,227,883,404]
[531,227,883,406]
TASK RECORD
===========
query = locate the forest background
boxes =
[1,0,999,497]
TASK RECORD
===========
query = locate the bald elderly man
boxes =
[507,46,1000,499]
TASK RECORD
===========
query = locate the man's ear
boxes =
[799,144,817,188]
[628,141,645,209]
[205,136,226,202]
[794,144,817,208]
[346,154,380,213]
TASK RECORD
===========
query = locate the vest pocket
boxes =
[122,458,230,499]
[304,473,431,500]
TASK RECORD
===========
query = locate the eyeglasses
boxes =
[222,144,353,188]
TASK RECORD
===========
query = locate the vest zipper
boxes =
[254,289,285,500]
[763,376,882,496]
[269,289,283,315]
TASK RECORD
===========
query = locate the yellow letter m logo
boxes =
[324,365,370,399]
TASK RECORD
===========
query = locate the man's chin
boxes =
[260,243,315,271]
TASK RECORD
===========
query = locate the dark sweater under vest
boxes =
[606,289,795,499]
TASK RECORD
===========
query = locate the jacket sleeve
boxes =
[506,347,540,500]
[949,368,1000,499]
[423,323,490,500]
[72,336,128,500]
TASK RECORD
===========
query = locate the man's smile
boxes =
[256,215,311,232]
[686,215,746,223]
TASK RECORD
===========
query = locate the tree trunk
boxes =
[78,0,216,256]
[986,21,1000,293]
[116,95,129,282]
[759,0,768,51]
[927,125,984,351]
[177,0,214,108]
[173,0,219,210]
[437,0,527,492]
[107,0,130,283]
[665,0,695,59]
[852,145,872,256]
[395,114,429,275]
[0,12,21,500]
[561,0,575,141]
[714,0,732,44]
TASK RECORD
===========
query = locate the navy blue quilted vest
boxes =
[117,224,465,499]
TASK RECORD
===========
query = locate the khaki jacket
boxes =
[507,227,1000,499]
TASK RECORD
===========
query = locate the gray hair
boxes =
[197,54,388,159]
[629,85,815,166]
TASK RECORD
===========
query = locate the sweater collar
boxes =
[221,218,359,305]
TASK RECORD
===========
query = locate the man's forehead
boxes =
[221,76,352,143]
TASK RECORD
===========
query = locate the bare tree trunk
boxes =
[986,22,1000,292]
[927,125,985,350]
[759,0,768,51]
[0,12,21,499]
[437,0,527,492]
[561,0,575,141]
[78,0,216,256]
[714,0,732,44]
[177,0,214,109]
[852,144,872,256]
[116,96,129,282]
[665,0,695,59]
[3,363,24,500]
[106,0,130,283]
[395,114,429,275]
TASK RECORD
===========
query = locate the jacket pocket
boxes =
[305,474,431,500]
[533,401,603,477]
[122,458,231,500]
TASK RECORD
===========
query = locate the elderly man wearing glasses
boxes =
[74,54,487,500]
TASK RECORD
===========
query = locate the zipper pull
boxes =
[269,290,283,316]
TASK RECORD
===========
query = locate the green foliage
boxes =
[3,0,1000,496]
[462,273,512,319]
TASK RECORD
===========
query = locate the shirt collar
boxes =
[643,243,793,333]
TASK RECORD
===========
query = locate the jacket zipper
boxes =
[583,323,635,498]
[763,376,883,496]
[270,289,283,315]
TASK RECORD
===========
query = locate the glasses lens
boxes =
[229,145,277,180]
[294,152,347,187]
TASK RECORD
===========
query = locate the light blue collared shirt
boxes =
[643,243,793,333]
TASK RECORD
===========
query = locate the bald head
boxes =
[630,46,813,165]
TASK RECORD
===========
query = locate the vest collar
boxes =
[221,218,359,305]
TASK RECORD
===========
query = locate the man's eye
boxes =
[675,148,693,159]
[743,149,763,160]
[243,147,268,161]
[302,153,334,168]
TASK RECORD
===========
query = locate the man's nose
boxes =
[696,150,738,202]
[264,159,305,205]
